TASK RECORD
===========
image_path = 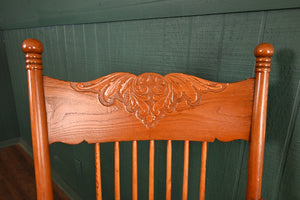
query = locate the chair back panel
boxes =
[22,38,274,200]
[44,74,254,144]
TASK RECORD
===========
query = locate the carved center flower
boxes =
[71,72,227,128]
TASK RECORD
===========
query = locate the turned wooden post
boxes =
[22,39,53,200]
[246,43,274,200]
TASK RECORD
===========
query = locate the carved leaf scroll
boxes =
[71,72,227,128]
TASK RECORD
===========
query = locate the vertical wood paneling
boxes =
[154,140,167,199]
[1,0,300,30]
[161,18,191,74]
[62,25,78,80]
[3,30,31,143]
[137,141,149,200]
[277,96,300,200]
[54,26,69,79]
[0,31,20,142]
[188,15,224,81]
[261,9,300,200]
[118,142,132,199]
[100,143,115,200]
[187,141,202,199]
[3,8,300,200]
[218,12,264,82]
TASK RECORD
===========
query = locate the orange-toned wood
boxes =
[114,142,120,200]
[95,143,102,200]
[166,140,172,200]
[132,141,138,200]
[199,142,207,200]
[149,140,155,200]
[23,38,273,200]
[22,39,53,200]
[182,140,189,200]
[43,76,255,144]
[246,43,274,200]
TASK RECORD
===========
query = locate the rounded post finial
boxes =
[22,39,44,70]
[254,43,274,71]
[254,43,274,58]
[22,39,43,54]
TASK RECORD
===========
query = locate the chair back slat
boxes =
[43,75,255,145]
[114,142,121,200]
[182,140,190,200]
[95,143,103,200]
[166,140,172,200]
[132,141,138,200]
[149,140,155,200]
[199,142,207,200]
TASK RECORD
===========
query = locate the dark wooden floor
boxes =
[0,144,70,200]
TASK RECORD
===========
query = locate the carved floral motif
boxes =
[71,73,227,128]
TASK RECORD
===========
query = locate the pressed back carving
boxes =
[70,72,227,128]
[22,38,274,200]
[44,73,255,144]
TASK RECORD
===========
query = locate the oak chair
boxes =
[22,38,274,200]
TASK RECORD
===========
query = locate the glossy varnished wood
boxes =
[95,143,102,200]
[166,140,172,200]
[114,142,120,200]
[246,43,274,200]
[149,140,155,200]
[132,141,138,200]
[22,39,53,200]
[23,38,273,200]
[199,142,207,200]
[182,140,189,200]
[43,75,255,144]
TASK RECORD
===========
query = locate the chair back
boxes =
[22,38,273,200]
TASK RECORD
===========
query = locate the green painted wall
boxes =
[0,31,20,143]
[3,8,300,200]
[0,0,299,30]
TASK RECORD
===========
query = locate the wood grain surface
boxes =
[22,36,274,200]
[4,8,297,200]
[44,75,254,144]
[0,145,69,200]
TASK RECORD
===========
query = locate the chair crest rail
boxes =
[43,74,254,144]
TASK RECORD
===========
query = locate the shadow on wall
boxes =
[265,47,297,197]
[268,47,295,142]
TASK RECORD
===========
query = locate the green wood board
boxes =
[0,31,20,142]
[0,0,300,30]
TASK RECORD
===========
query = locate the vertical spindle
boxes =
[182,140,189,200]
[149,140,155,200]
[166,140,172,200]
[199,142,207,200]
[132,141,138,200]
[95,143,103,200]
[115,142,120,200]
